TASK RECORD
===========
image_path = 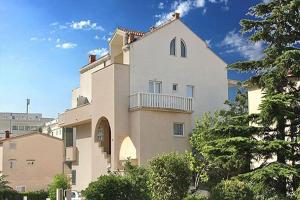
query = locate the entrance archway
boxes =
[95,117,111,155]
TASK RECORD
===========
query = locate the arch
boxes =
[95,117,111,155]
[170,37,176,56]
[119,136,137,161]
[180,39,187,57]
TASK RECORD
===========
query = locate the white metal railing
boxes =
[129,92,193,112]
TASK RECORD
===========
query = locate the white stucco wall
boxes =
[129,20,228,123]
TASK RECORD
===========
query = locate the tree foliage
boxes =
[148,152,192,200]
[48,174,70,200]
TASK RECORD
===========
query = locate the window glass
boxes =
[170,38,176,55]
[149,81,162,93]
[72,170,76,185]
[25,126,30,131]
[19,126,25,131]
[186,85,194,97]
[149,81,154,93]
[181,40,187,57]
[26,160,35,166]
[172,84,178,92]
[12,126,18,130]
[9,159,16,169]
[173,123,184,136]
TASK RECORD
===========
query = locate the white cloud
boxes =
[158,2,165,9]
[155,0,229,26]
[70,20,104,31]
[262,0,271,3]
[205,39,211,47]
[56,42,77,49]
[94,35,101,40]
[222,30,264,60]
[56,38,60,43]
[50,22,59,26]
[88,48,108,56]
[101,35,111,42]
[30,37,38,41]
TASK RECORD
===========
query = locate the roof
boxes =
[0,132,63,143]
[117,27,145,37]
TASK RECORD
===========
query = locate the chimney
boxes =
[5,130,10,139]
[88,54,96,64]
[172,12,180,20]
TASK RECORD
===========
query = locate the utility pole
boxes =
[26,98,30,120]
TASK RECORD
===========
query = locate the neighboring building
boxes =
[42,119,64,139]
[58,13,228,191]
[0,112,53,137]
[0,132,65,192]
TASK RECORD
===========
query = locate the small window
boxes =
[12,126,18,130]
[186,85,194,97]
[173,123,184,136]
[172,84,178,93]
[26,160,35,166]
[181,39,187,57]
[30,126,38,131]
[149,81,162,94]
[72,170,76,185]
[170,38,176,56]
[16,186,26,193]
[19,126,25,131]
[9,159,16,169]
[25,126,30,131]
[9,143,16,150]
[12,116,15,120]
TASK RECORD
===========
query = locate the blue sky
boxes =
[0,0,266,118]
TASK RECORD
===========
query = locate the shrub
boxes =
[82,174,137,200]
[124,160,151,200]
[48,174,70,200]
[22,190,49,200]
[0,189,22,200]
[211,179,254,200]
[295,186,300,200]
[183,194,208,200]
[148,152,192,200]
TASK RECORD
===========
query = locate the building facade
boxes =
[0,112,52,137]
[0,132,65,192]
[42,119,64,139]
[58,14,228,191]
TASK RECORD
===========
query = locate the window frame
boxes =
[170,37,176,56]
[149,80,162,94]
[172,83,178,93]
[72,170,76,185]
[9,159,17,169]
[180,39,187,57]
[173,122,184,137]
[186,85,194,98]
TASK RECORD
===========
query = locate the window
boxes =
[186,85,194,97]
[149,81,162,94]
[173,123,184,136]
[16,186,26,193]
[170,38,176,56]
[12,126,18,130]
[181,39,187,57]
[19,126,25,131]
[72,170,76,185]
[26,160,35,166]
[30,126,38,131]
[9,142,16,150]
[25,126,30,131]
[9,159,16,169]
[172,84,178,93]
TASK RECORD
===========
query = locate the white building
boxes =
[42,119,64,139]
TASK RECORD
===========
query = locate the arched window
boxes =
[181,39,187,57]
[170,38,176,55]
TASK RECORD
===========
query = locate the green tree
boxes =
[48,174,71,200]
[148,152,192,200]
[228,0,300,197]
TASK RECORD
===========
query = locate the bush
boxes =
[48,174,70,200]
[183,194,208,200]
[82,174,138,200]
[295,186,300,200]
[22,190,49,200]
[0,189,22,200]
[148,152,192,200]
[124,160,151,200]
[211,179,254,200]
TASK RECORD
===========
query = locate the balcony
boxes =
[58,103,92,127]
[129,93,193,113]
[65,146,77,162]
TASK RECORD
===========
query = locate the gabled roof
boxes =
[0,132,63,143]
[117,27,145,37]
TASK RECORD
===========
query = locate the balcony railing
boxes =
[129,92,193,112]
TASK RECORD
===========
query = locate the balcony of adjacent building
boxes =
[129,92,193,113]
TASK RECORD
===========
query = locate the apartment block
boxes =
[58,14,228,191]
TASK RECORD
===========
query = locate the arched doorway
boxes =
[95,117,111,155]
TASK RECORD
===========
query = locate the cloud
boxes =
[94,35,101,40]
[30,37,38,41]
[70,20,104,31]
[50,22,59,26]
[221,30,264,60]
[56,42,77,49]
[262,0,271,3]
[158,2,165,9]
[101,35,111,42]
[88,48,108,56]
[155,0,229,26]
[205,39,211,47]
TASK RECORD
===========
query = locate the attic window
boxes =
[170,38,176,56]
[181,39,187,57]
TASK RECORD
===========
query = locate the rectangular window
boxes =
[149,81,162,94]
[186,85,194,97]
[9,143,16,150]
[25,126,30,131]
[9,159,16,169]
[72,170,76,185]
[26,160,35,166]
[12,126,18,130]
[173,123,184,136]
[172,84,178,93]
[16,186,26,193]
[19,126,25,131]
[30,126,38,131]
